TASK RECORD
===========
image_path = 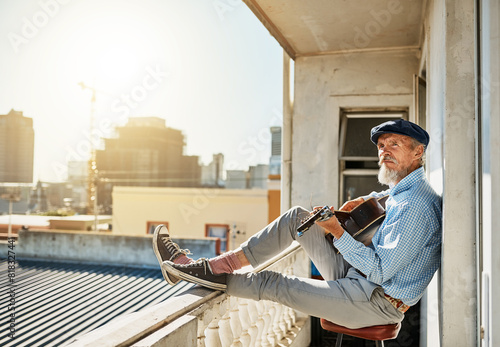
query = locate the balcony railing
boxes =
[68,242,310,347]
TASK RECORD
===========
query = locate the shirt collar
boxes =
[390,166,425,196]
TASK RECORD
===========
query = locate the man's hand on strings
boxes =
[339,197,364,212]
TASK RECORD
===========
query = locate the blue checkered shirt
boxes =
[334,167,442,306]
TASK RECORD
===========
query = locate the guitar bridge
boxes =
[297,206,334,237]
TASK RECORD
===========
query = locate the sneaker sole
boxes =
[152,225,181,286]
[162,261,227,291]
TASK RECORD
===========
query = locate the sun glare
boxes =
[55,9,170,100]
[97,45,139,86]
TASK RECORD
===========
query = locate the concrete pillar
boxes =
[440,0,477,345]
[281,51,293,212]
[479,0,500,345]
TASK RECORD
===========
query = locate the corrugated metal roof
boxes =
[0,258,194,347]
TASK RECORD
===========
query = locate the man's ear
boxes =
[414,145,424,159]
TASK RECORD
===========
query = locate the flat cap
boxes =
[370,119,430,148]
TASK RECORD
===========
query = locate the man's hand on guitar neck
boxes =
[314,197,365,239]
[314,206,345,239]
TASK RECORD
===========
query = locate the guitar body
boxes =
[334,196,389,246]
[296,195,389,246]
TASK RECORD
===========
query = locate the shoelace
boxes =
[175,258,209,275]
[161,237,191,261]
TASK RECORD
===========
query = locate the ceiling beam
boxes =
[242,0,297,59]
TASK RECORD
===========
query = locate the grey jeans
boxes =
[226,206,404,329]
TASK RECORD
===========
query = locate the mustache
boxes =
[378,155,398,166]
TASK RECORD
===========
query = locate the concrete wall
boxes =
[49,216,112,231]
[112,187,269,249]
[420,0,478,346]
[291,50,418,207]
[441,1,477,346]
[479,0,500,345]
[421,1,446,345]
[289,5,477,344]
[16,229,218,267]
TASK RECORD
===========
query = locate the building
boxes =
[269,126,282,175]
[201,153,224,187]
[0,109,34,183]
[225,170,247,189]
[95,117,201,213]
[111,186,269,253]
[0,184,31,215]
[225,165,269,190]
[267,126,282,221]
[248,164,269,189]
[27,180,49,213]
[44,182,75,211]
[67,160,88,212]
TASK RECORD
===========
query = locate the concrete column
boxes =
[479,0,500,345]
[440,0,477,346]
[281,51,293,212]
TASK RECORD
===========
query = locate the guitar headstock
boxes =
[297,206,334,236]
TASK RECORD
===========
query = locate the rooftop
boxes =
[0,258,194,347]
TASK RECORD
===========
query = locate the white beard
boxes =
[378,162,409,187]
[378,165,399,186]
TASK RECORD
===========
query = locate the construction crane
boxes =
[78,82,99,232]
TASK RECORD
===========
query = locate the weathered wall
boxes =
[479,0,500,345]
[421,1,446,345]
[112,187,269,249]
[16,229,218,267]
[440,1,477,346]
[418,0,478,345]
[291,50,418,207]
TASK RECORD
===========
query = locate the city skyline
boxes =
[0,0,283,183]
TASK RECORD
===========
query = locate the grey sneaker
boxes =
[152,224,191,285]
[162,259,227,291]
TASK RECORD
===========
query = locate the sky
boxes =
[0,0,283,182]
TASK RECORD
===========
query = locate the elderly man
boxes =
[153,119,442,329]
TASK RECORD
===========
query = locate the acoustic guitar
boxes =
[297,195,389,246]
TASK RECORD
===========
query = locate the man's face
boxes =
[376,133,423,185]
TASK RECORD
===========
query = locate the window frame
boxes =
[146,221,169,235]
[338,109,408,203]
[205,223,230,254]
